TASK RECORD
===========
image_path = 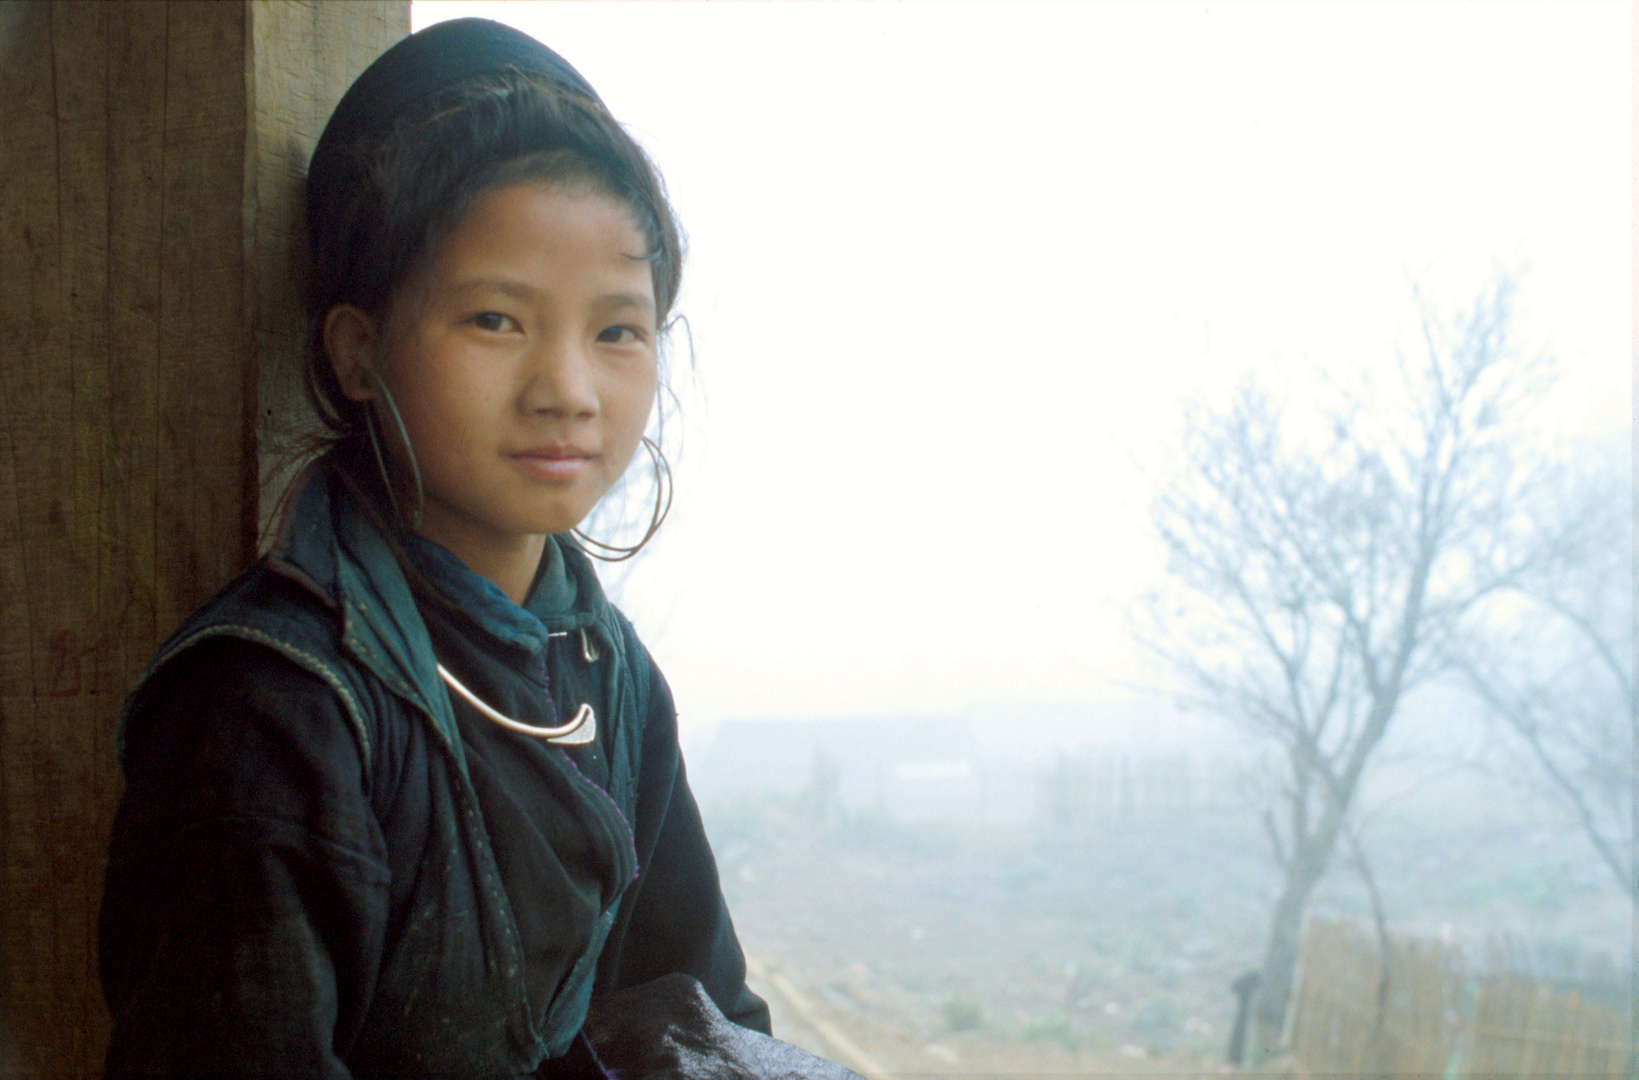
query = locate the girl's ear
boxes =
[323,305,380,402]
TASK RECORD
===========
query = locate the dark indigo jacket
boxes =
[99,456,768,1078]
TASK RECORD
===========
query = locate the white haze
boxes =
[413,0,1631,739]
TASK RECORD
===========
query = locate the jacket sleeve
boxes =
[99,638,392,1079]
[593,653,772,1035]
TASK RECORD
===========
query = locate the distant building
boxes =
[690,716,992,823]
[689,712,1252,827]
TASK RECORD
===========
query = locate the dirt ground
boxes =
[713,802,1269,1078]
[703,795,1632,1079]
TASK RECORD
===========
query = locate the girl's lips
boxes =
[508,450,593,482]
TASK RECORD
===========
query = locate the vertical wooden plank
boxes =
[103,2,168,688]
[0,3,60,1075]
[43,7,116,1070]
[153,0,253,632]
[0,3,406,1074]
[75,8,170,1073]
[0,3,173,1071]
[1,2,91,1073]
[248,0,406,537]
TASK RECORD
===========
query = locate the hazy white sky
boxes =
[415,1,1631,734]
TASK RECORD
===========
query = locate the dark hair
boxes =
[304,69,684,444]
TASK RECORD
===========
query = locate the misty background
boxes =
[416,2,1630,1072]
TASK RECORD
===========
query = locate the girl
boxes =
[98,18,856,1080]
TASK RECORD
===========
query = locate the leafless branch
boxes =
[1140,266,1564,1055]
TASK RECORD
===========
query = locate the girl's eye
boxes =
[470,312,516,333]
[596,325,640,345]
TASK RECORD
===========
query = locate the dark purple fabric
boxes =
[552,1032,618,1079]
[586,975,864,1080]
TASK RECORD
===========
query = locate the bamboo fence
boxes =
[1288,916,1634,1078]
[1468,971,1634,1077]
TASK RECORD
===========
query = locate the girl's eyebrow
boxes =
[446,278,536,300]
[599,291,656,314]
[446,279,655,314]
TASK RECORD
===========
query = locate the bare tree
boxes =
[1458,443,1634,908]
[1144,270,1554,1062]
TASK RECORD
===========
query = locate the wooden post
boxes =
[0,3,407,1075]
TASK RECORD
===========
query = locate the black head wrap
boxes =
[306,17,600,256]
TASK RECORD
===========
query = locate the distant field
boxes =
[699,783,1631,1077]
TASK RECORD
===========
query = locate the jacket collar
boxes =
[265,454,612,729]
[266,456,454,756]
[398,530,602,659]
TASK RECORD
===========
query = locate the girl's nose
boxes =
[520,337,597,418]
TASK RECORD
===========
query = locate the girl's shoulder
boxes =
[119,555,378,774]
[120,452,435,772]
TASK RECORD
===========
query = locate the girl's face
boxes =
[331,181,659,592]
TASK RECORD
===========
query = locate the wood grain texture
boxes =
[249,1,406,539]
[0,3,406,1075]
[153,0,254,630]
[0,9,63,1073]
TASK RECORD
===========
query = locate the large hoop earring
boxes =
[573,436,672,562]
[363,371,425,531]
